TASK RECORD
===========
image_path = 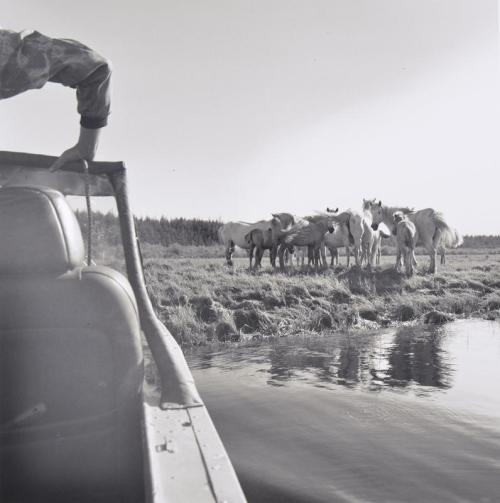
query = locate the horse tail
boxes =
[454,230,464,248]
[406,228,416,250]
[346,217,355,245]
[217,225,225,244]
[440,227,463,248]
[432,211,452,244]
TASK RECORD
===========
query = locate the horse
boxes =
[244,228,273,269]
[393,211,417,276]
[326,205,376,268]
[361,222,391,266]
[364,199,456,273]
[218,220,273,266]
[324,222,351,266]
[244,227,295,269]
[218,212,295,267]
[279,214,335,271]
[269,213,296,266]
[293,246,307,267]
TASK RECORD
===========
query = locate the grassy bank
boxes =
[137,252,500,346]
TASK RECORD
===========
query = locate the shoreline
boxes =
[141,254,500,346]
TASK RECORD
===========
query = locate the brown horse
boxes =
[279,214,335,271]
[244,228,273,269]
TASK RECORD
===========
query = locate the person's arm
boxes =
[0,30,112,170]
[49,126,101,172]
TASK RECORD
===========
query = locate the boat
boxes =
[0,151,246,503]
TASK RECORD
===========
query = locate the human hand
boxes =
[49,127,101,172]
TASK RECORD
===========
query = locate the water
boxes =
[186,320,500,503]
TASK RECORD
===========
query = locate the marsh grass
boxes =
[111,248,500,346]
[90,236,500,346]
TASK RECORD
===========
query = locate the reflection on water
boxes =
[189,324,454,396]
[187,321,500,503]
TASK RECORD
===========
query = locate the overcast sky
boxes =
[1,0,499,233]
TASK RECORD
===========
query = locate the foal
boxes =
[393,211,418,276]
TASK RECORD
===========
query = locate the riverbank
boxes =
[141,253,500,345]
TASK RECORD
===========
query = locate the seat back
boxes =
[0,186,144,501]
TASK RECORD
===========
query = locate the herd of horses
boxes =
[218,199,463,275]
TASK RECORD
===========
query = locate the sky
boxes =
[1,0,499,234]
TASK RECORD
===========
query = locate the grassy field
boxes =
[130,248,500,346]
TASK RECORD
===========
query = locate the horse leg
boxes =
[423,239,438,274]
[285,248,290,266]
[320,243,327,268]
[346,247,350,267]
[256,247,264,268]
[353,246,359,267]
[430,247,437,273]
[405,249,412,276]
[248,244,255,269]
[226,241,234,266]
[395,247,402,272]
[430,228,445,273]
[314,246,320,273]
[278,243,287,271]
[307,246,314,270]
[270,243,277,268]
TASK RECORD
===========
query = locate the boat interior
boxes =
[0,185,145,502]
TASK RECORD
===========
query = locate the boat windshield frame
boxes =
[0,150,203,410]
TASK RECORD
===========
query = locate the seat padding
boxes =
[0,186,144,500]
[0,186,85,274]
[0,266,143,427]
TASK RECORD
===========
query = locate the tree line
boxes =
[75,211,500,249]
[75,211,221,247]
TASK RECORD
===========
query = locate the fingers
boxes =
[49,154,68,172]
[49,146,82,172]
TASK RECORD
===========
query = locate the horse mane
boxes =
[236,219,269,225]
[304,213,332,225]
[272,212,294,222]
[382,205,414,220]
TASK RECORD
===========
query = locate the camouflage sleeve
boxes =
[0,30,111,128]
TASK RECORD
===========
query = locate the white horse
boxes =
[218,212,295,266]
[393,211,417,276]
[364,199,457,273]
[360,222,391,266]
[218,220,272,266]
[326,205,376,268]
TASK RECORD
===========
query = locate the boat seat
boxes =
[0,186,144,501]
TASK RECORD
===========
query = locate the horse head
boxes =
[362,198,379,210]
[393,211,405,223]
[326,207,339,214]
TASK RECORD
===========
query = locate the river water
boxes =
[186,320,500,503]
